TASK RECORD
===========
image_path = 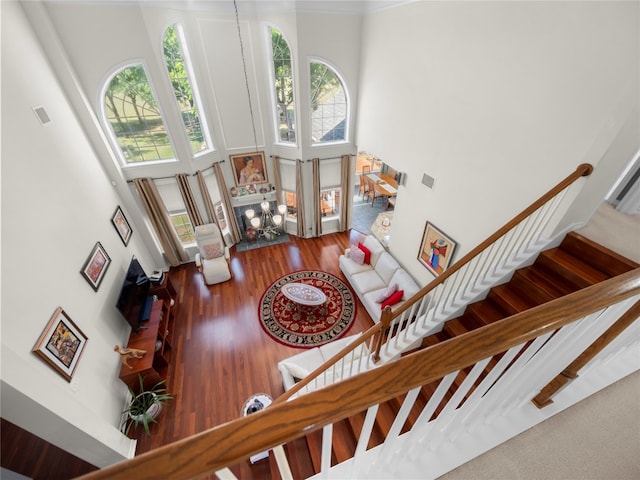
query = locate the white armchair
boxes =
[194,223,232,285]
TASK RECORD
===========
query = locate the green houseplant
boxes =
[123,374,173,436]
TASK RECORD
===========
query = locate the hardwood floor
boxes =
[132,231,372,475]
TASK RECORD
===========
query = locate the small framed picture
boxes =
[111,206,132,246]
[230,151,268,187]
[81,241,111,291]
[418,222,457,276]
[33,307,88,381]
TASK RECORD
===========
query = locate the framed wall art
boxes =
[32,307,88,381]
[80,241,111,291]
[418,222,457,277]
[111,206,132,246]
[230,151,268,187]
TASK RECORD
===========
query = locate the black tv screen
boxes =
[115,256,152,332]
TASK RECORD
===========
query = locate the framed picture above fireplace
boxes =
[230,151,268,187]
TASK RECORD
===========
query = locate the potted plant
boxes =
[123,374,173,436]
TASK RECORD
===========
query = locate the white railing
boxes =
[378,187,575,362]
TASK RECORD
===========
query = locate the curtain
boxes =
[176,173,204,227]
[195,170,217,226]
[339,154,351,232]
[295,160,306,237]
[213,162,242,244]
[133,178,188,267]
[312,158,321,237]
[271,155,283,204]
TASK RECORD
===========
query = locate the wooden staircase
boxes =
[289,231,638,478]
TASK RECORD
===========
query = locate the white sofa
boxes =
[278,334,369,391]
[339,235,420,324]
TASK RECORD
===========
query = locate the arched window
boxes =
[163,24,212,155]
[104,64,176,164]
[309,60,348,144]
[270,27,296,144]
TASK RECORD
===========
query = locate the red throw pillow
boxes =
[358,242,372,265]
[381,290,404,309]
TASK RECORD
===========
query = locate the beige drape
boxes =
[213,162,242,244]
[195,170,217,226]
[339,154,351,232]
[312,158,321,237]
[271,155,283,204]
[133,178,188,267]
[295,160,306,237]
[176,173,204,227]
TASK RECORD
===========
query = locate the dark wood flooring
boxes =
[132,231,372,476]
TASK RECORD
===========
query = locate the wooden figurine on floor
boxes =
[114,345,146,368]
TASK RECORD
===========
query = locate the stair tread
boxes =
[489,284,539,314]
[538,249,610,287]
[519,264,580,297]
[347,410,386,450]
[466,300,507,326]
[331,420,357,464]
[510,271,557,305]
[443,317,474,338]
[305,429,324,473]
[562,232,639,276]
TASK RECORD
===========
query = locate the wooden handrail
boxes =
[532,298,640,408]
[77,267,639,480]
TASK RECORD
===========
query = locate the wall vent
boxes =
[422,173,435,189]
[32,106,52,126]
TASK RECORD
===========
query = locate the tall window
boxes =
[284,191,297,219]
[214,202,228,231]
[320,188,340,219]
[170,211,195,245]
[309,61,347,144]
[163,24,211,155]
[104,64,175,164]
[270,27,296,144]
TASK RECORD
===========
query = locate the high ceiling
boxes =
[40,0,413,15]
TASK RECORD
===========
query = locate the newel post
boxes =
[373,306,394,363]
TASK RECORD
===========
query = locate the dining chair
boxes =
[385,195,396,211]
[359,173,371,200]
[367,177,383,207]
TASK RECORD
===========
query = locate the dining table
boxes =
[364,172,398,208]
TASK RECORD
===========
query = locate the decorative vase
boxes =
[230,187,237,197]
[245,227,258,243]
[129,393,162,423]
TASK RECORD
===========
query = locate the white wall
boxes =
[0,0,160,465]
[356,1,640,285]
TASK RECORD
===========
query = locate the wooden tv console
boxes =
[118,273,177,391]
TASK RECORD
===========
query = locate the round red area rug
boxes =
[259,270,357,348]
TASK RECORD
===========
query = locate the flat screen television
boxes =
[115,256,153,332]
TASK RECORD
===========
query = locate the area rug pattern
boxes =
[259,270,357,348]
